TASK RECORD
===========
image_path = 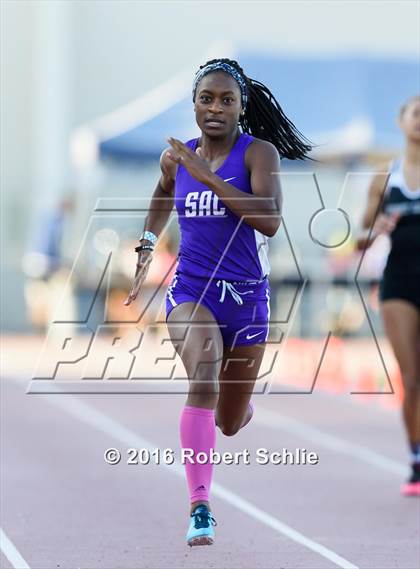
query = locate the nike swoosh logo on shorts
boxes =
[246,331,264,340]
[223,176,237,182]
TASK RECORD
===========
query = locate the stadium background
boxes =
[1,2,420,568]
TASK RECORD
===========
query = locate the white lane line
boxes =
[47,395,359,569]
[210,484,358,569]
[0,529,30,569]
[254,406,406,476]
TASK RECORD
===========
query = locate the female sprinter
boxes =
[357,95,420,497]
[125,58,312,544]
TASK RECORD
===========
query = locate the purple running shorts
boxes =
[165,270,270,348]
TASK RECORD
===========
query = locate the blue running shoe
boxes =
[186,504,217,546]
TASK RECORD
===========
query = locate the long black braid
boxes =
[194,58,313,161]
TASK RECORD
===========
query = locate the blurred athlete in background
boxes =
[357,95,420,497]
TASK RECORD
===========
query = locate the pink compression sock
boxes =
[180,405,216,504]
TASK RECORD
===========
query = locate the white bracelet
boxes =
[140,230,158,245]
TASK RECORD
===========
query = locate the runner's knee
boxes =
[403,377,420,398]
[219,421,241,437]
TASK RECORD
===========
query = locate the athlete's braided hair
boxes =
[193,58,313,161]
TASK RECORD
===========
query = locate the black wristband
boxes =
[135,244,154,253]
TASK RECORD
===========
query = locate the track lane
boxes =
[2,376,419,568]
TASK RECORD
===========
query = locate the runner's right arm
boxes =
[142,148,176,238]
[124,150,176,305]
[356,169,397,250]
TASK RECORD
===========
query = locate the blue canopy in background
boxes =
[99,53,419,160]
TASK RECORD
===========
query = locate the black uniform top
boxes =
[382,159,420,276]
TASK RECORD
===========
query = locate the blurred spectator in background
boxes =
[22,194,77,331]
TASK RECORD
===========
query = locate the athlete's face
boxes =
[399,98,420,143]
[194,72,243,138]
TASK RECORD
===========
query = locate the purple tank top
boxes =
[174,132,270,281]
